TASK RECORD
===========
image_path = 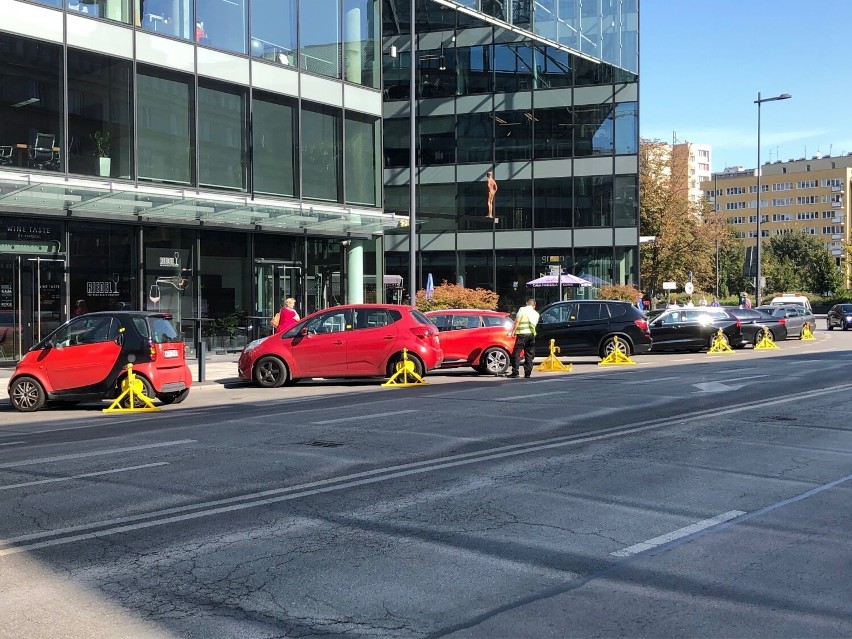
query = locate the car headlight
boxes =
[846,316,852,322]
[243,337,268,355]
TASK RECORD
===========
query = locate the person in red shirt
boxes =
[275,297,300,333]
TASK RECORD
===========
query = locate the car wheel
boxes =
[119,375,155,409]
[827,320,834,331]
[481,347,510,375]
[843,322,849,332]
[10,376,46,412]
[387,352,425,378]
[158,388,190,405]
[254,356,288,388]
[600,336,630,360]
[753,331,774,346]
[709,333,729,349]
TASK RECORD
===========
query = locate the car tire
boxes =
[119,375,155,409]
[158,388,190,405]
[254,356,288,388]
[600,335,631,360]
[709,333,729,349]
[387,352,424,378]
[10,376,46,412]
[827,320,833,331]
[843,322,849,332]
[481,347,510,375]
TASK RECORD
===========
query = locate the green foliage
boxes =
[214,311,241,338]
[763,233,842,295]
[91,131,111,157]
[415,281,499,311]
[598,283,642,303]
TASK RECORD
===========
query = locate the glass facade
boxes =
[383,0,640,308]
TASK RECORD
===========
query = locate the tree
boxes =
[415,281,499,311]
[639,140,728,300]
[763,233,842,295]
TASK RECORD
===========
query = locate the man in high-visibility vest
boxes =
[506,299,539,378]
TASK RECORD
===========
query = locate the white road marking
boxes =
[0,440,195,470]
[693,382,745,393]
[0,442,25,448]
[497,391,565,402]
[312,410,418,425]
[2,383,851,557]
[625,376,680,385]
[610,510,746,557]
[0,463,169,491]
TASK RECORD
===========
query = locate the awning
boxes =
[0,171,401,239]
[527,274,593,287]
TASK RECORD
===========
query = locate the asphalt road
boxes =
[0,329,850,638]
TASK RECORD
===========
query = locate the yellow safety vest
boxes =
[516,310,537,336]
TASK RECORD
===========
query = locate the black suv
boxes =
[537,300,652,359]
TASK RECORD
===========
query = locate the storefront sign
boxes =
[86,280,120,297]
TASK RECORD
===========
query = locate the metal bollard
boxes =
[197,340,206,382]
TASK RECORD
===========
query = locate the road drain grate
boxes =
[308,440,344,448]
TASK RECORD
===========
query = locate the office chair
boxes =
[28,133,56,170]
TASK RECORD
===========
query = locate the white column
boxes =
[346,240,365,304]
[344,6,362,85]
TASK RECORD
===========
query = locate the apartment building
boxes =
[673,142,712,202]
[381,0,641,310]
[703,154,852,287]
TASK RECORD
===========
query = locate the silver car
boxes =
[755,304,815,338]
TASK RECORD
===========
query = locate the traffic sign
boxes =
[684,282,694,295]
[662,281,677,290]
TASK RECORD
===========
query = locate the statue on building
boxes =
[486,171,498,218]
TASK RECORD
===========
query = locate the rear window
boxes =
[606,303,627,318]
[483,315,508,327]
[352,308,401,329]
[135,316,180,343]
[410,309,434,326]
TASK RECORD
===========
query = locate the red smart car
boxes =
[8,311,192,412]
[238,304,443,387]
[425,309,515,375]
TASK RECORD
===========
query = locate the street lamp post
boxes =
[754,91,791,306]
[408,0,417,305]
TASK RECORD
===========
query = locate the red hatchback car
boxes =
[8,311,192,412]
[238,304,443,387]
[425,309,515,375]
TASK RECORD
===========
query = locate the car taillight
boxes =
[634,318,648,331]
[411,326,439,345]
[735,320,741,328]
[778,319,786,326]
[150,342,157,362]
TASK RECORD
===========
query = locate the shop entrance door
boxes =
[0,254,66,363]
[253,259,302,341]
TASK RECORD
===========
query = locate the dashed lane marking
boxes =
[611,510,746,557]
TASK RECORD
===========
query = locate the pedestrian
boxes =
[699,295,707,307]
[667,298,679,309]
[73,299,88,317]
[684,296,695,307]
[272,297,300,334]
[744,292,752,308]
[711,296,721,307]
[506,298,539,379]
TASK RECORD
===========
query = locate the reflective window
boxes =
[575,175,612,227]
[299,0,341,78]
[535,177,572,228]
[460,179,531,230]
[456,45,492,95]
[343,0,381,88]
[575,247,613,288]
[345,111,380,206]
[575,55,613,86]
[614,101,638,155]
[419,184,457,232]
[574,104,614,157]
[494,43,534,92]
[69,222,135,313]
[383,50,411,101]
[534,46,572,88]
[533,107,572,159]
[419,48,455,99]
[613,175,637,227]
[252,91,297,197]
[31,0,61,6]
[301,102,341,202]
[198,80,247,191]
[456,112,492,164]
[251,0,296,65]
[137,66,195,185]
[383,118,408,168]
[494,110,532,162]
[135,0,192,40]
[67,0,131,22]
[420,115,454,166]
[0,34,64,172]
[196,0,247,53]
[67,49,133,179]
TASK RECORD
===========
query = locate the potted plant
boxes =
[91,131,111,177]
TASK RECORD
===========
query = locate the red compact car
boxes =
[425,309,515,375]
[238,304,443,387]
[8,311,192,412]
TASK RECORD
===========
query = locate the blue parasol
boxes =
[426,273,435,300]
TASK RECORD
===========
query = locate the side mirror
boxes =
[300,327,309,336]
[44,338,54,350]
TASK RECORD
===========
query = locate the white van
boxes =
[769,293,812,312]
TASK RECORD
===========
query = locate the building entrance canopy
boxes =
[0,171,400,239]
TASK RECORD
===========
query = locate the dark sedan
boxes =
[826,304,852,331]
[649,307,744,352]
[723,307,788,346]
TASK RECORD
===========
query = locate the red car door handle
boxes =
[383,336,394,340]
[333,340,344,345]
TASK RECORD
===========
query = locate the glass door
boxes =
[253,259,301,341]
[0,255,66,363]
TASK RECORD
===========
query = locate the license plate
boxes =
[163,349,179,358]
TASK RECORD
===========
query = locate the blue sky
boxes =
[640,1,852,172]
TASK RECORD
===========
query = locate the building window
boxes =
[614,175,638,227]
[67,0,131,23]
[455,45,493,95]
[575,175,613,227]
[533,107,572,159]
[301,101,341,202]
[574,104,614,157]
[135,0,192,40]
[614,102,638,155]
[494,110,533,162]
[251,0,296,66]
[252,91,297,198]
[419,115,455,165]
[342,0,381,88]
[198,80,247,191]
[344,111,380,206]
[534,177,573,229]
[494,43,534,92]
[456,112,493,164]
[299,0,341,79]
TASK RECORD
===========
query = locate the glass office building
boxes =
[382,0,640,310]
[0,0,389,361]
